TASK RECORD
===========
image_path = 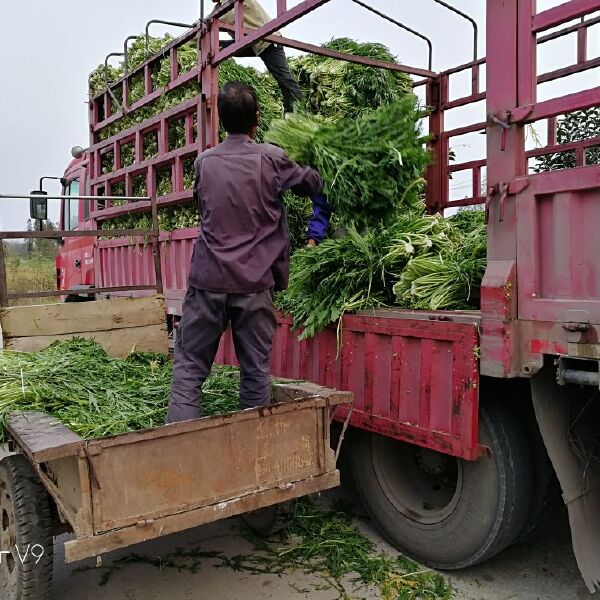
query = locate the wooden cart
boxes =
[0,296,352,599]
[1,383,350,598]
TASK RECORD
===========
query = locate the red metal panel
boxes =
[532,0,599,33]
[517,181,600,324]
[216,312,480,461]
[95,229,196,308]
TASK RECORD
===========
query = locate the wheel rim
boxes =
[0,474,19,600]
[372,436,463,525]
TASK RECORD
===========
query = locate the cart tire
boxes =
[351,398,534,570]
[242,501,297,536]
[0,455,53,600]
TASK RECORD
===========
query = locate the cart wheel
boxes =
[242,500,297,536]
[0,455,53,600]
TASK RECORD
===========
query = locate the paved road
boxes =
[1,447,594,599]
[49,490,593,600]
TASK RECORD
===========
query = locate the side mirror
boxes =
[30,190,48,221]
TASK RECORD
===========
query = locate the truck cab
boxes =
[56,157,95,298]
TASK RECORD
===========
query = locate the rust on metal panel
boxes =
[479,259,520,378]
[217,313,480,460]
[64,471,340,563]
[88,405,324,532]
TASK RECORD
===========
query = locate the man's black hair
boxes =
[217,82,259,134]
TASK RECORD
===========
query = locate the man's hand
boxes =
[307,239,317,247]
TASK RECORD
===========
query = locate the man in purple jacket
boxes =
[166,82,324,423]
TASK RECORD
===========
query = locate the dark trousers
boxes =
[221,41,303,113]
[167,286,277,423]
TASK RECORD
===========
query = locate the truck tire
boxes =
[0,455,53,600]
[350,398,534,570]
[512,396,559,543]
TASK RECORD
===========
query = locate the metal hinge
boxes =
[136,519,155,528]
[485,178,530,223]
[488,105,535,151]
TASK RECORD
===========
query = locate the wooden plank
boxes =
[272,381,352,405]
[63,470,340,563]
[0,296,166,337]
[6,412,83,463]
[2,323,168,358]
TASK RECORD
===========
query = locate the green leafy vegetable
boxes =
[292,38,413,120]
[0,339,240,440]
[266,98,431,228]
[277,211,486,338]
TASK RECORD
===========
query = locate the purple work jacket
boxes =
[188,134,323,294]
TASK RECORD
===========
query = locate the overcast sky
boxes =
[0,0,597,229]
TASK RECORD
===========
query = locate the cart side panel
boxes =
[37,456,94,537]
[88,402,329,533]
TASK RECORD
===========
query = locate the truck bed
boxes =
[96,232,481,460]
[218,309,480,461]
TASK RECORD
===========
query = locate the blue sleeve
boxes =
[307,193,333,243]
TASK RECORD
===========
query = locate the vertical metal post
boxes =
[200,20,221,149]
[235,0,244,41]
[480,0,537,378]
[170,47,180,82]
[150,195,164,295]
[0,240,8,308]
[473,166,482,199]
[425,76,447,215]
[277,0,287,16]
[577,18,587,64]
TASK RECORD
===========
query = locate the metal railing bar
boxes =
[0,194,150,202]
[431,0,478,61]
[350,0,433,71]
[7,286,159,301]
[144,19,195,56]
[103,52,126,113]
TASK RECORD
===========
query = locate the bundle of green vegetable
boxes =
[393,210,486,311]
[90,36,282,145]
[92,36,419,239]
[291,38,413,120]
[277,210,486,338]
[0,339,240,440]
[266,98,430,228]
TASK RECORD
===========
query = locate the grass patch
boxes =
[4,254,55,306]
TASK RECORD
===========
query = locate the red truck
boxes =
[50,0,600,590]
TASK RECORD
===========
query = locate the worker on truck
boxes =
[211,0,334,245]
[212,0,303,114]
[167,82,324,422]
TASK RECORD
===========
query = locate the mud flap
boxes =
[531,365,600,593]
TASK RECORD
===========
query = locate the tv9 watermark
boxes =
[0,544,45,565]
